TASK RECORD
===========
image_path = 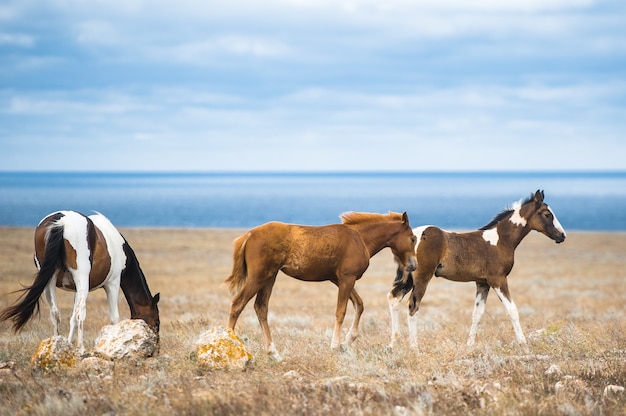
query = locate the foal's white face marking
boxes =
[549,206,567,237]
[482,228,499,246]
[509,201,527,227]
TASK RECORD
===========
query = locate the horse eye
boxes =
[544,211,553,219]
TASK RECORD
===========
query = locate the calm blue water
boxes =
[0,172,625,231]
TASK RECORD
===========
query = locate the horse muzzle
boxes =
[404,257,417,272]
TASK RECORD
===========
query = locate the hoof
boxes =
[268,344,283,362]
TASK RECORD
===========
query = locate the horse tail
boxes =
[224,232,250,296]
[0,222,66,331]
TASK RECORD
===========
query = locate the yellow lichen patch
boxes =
[30,336,78,373]
[196,327,252,370]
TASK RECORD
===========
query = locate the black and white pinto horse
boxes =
[387,190,566,349]
[0,211,160,352]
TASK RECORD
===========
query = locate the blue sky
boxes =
[1,0,625,172]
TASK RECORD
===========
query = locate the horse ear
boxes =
[534,190,544,205]
[153,293,160,304]
[402,211,409,225]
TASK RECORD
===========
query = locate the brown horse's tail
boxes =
[224,233,250,296]
[0,222,66,332]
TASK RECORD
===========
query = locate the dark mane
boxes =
[339,211,403,225]
[478,193,535,230]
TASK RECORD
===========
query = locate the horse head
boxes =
[389,212,418,272]
[525,190,566,243]
[133,292,161,340]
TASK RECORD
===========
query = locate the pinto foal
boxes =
[387,190,566,349]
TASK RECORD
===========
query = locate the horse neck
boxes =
[348,222,400,257]
[120,244,154,314]
[495,216,532,250]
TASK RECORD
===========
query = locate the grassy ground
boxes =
[0,227,624,415]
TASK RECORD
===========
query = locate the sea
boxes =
[0,171,625,231]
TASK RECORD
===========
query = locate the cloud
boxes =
[75,20,122,46]
[0,0,624,171]
[0,32,34,47]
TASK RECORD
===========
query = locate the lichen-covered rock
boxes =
[30,336,78,372]
[196,327,252,370]
[93,319,158,360]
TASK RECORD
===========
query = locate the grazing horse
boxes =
[0,211,160,352]
[387,190,566,349]
[225,211,417,358]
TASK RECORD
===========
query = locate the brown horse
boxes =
[226,211,417,358]
[387,190,566,349]
[0,211,160,352]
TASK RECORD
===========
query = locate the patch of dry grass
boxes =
[0,228,625,415]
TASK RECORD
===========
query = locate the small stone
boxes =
[196,326,252,370]
[545,364,561,376]
[603,385,625,396]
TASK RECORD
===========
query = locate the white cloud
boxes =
[153,35,292,64]
[75,20,122,46]
[0,33,34,47]
[1,0,624,171]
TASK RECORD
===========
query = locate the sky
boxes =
[0,0,625,172]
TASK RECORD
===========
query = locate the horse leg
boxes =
[331,277,356,351]
[68,271,89,353]
[344,288,363,346]
[493,281,527,344]
[227,265,276,332]
[103,282,121,325]
[406,273,432,349]
[253,275,281,360]
[227,284,260,331]
[467,282,490,346]
[43,274,61,336]
[387,267,414,348]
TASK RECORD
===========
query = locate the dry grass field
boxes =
[0,227,624,415]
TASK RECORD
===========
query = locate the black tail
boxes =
[0,223,66,331]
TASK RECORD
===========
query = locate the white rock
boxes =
[93,319,158,360]
[545,364,561,376]
[603,385,625,396]
[196,326,252,370]
[30,336,79,372]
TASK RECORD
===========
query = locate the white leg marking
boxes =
[467,286,489,346]
[267,342,282,361]
[44,276,61,336]
[493,287,526,344]
[103,283,121,324]
[331,321,342,350]
[69,272,90,353]
[387,291,406,348]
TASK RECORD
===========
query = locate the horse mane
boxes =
[339,211,403,225]
[478,193,535,230]
[120,240,154,299]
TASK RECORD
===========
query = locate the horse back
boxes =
[35,211,125,291]
[88,213,127,288]
[247,222,369,280]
